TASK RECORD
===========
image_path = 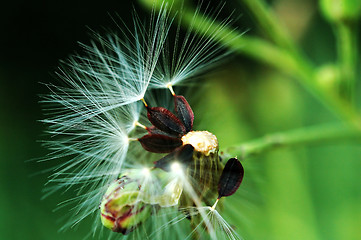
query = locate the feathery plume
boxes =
[42,1,243,239]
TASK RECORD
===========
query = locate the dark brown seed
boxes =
[174,95,194,132]
[147,107,186,136]
[218,158,244,198]
[154,144,194,171]
[147,126,174,137]
[138,134,183,153]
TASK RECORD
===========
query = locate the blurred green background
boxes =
[1,0,360,239]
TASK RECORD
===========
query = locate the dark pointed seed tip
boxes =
[175,144,194,166]
[217,158,244,199]
[174,95,194,132]
[153,162,169,172]
[153,144,194,172]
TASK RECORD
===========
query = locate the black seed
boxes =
[147,107,186,136]
[174,95,194,132]
[138,134,183,153]
[218,158,244,198]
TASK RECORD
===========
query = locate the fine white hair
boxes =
[41,1,236,238]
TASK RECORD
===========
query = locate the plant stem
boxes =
[335,21,358,103]
[239,0,295,52]
[225,122,361,159]
[238,0,314,81]
[237,0,361,128]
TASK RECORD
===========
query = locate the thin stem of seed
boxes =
[210,198,219,211]
[167,83,176,96]
[140,98,148,107]
[134,121,147,129]
[225,122,361,159]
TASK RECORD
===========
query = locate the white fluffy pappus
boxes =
[149,1,234,89]
[41,1,238,238]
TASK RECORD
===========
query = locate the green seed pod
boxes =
[100,168,184,234]
[320,0,361,22]
[100,172,153,234]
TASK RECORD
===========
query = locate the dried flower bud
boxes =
[179,131,223,207]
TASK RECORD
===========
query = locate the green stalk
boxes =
[239,0,295,52]
[238,0,314,78]
[224,123,361,159]
[238,0,361,127]
[335,21,358,103]
[225,122,361,159]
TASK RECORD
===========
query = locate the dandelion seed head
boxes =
[41,0,243,238]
